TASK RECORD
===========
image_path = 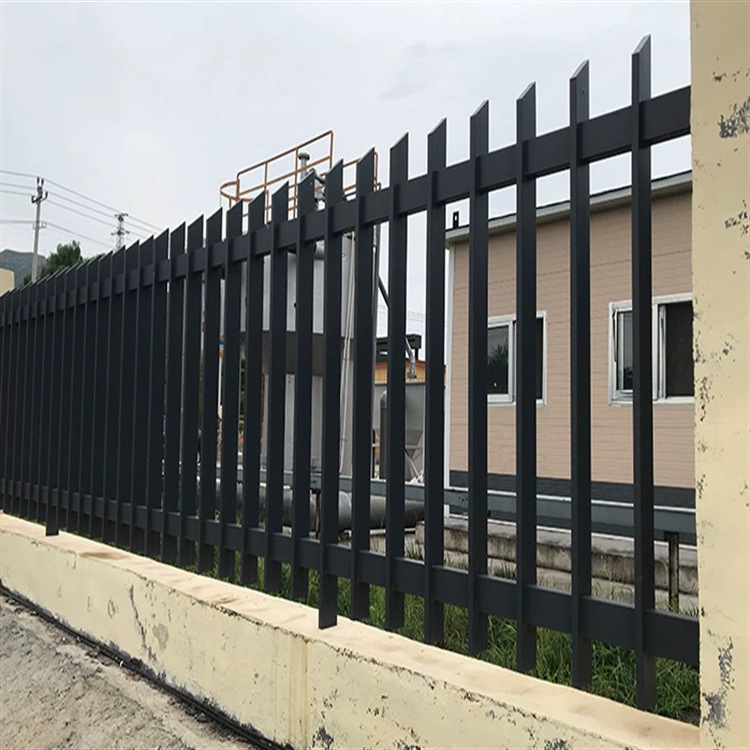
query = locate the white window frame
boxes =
[608,293,693,405]
[487,310,547,406]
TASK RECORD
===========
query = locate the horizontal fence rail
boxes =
[0,37,695,712]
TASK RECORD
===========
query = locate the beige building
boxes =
[0,268,14,296]
[445,171,693,493]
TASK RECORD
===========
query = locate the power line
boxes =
[0,181,35,191]
[46,190,116,219]
[0,189,34,197]
[44,177,162,232]
[44,222,112,249]
[0,219,38,224]
[0,169,39,180]
[47,199,145,234]
[2,170,163,234]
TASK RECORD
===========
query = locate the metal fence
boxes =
[0,36,695,711]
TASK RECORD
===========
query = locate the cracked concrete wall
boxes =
[690,2,750,749]
[0,515,699,750]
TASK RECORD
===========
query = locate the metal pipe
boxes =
[201,476,425,532]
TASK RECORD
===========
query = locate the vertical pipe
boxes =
[667,532,680,611]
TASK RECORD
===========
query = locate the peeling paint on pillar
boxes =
[691,2,750,748]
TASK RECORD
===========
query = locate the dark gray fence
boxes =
[0,35,695,711]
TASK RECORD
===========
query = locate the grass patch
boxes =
[204,550,699,724]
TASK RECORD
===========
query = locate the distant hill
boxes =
[0,249,46,288]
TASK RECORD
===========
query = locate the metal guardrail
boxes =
[248,469,697,544]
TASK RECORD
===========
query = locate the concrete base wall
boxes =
[0,514,698,749]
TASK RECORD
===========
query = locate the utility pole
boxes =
[113,212,129,250]
[31,177,48,282]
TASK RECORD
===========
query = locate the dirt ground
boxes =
[0,592,260,750]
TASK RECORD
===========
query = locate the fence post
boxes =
[690,1,750,747]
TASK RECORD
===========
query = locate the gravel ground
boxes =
[0,592,259,750]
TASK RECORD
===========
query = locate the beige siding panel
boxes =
[449,190,694,489]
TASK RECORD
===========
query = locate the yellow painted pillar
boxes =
[690,1,750,748]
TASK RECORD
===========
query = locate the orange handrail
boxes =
[220,131,378,222]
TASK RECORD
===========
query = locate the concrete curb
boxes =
[0,514,699,749]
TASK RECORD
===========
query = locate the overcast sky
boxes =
[1,1,691,335]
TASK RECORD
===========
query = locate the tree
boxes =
[23,240,84,284]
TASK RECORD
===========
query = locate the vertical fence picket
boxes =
[146,231,169,556]
[46,272,65,535]
[16,286,34,515]
[27,282,43,520]
[516,83,538,673]
[92,255,112,537]
[241,194,266,585]
[265,185,289,593]
[199,210,223,573]
[424,120,447,645]
[180,217,204,568]
[116,242,140,546]
[58,268,79,528]
[468,102,489,655]
[385,135,408,631]
[218,203,244,579]
[0,288,11,509]
[131,238,154,553]
[163,223,186,563]
[351,150,376,621]
[319,162,344,628]
[632,35,657,711]
[570,60,593,690]
[13,286,34,515]
[102,249,125,540]
[79,259,98,533]
[291,174,316,600]
[67,262,89,530]
[38,278,54,526]
[11,285,26,516]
